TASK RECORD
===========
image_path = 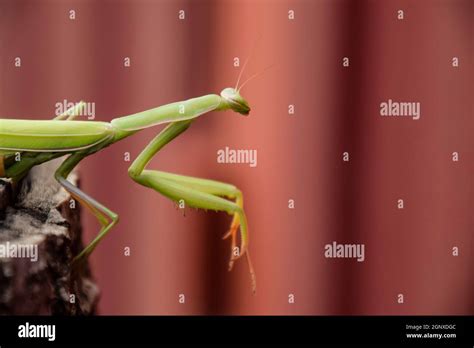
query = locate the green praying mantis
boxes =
[0,80,257,292]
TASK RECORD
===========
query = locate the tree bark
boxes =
[0,159,99,315]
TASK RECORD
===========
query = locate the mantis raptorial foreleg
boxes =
[153,171,245,269]
[54,151,119,265]
[127,121,256,292]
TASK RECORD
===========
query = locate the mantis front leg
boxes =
[127,121,256,292]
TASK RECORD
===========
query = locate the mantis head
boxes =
[220,88,250,116]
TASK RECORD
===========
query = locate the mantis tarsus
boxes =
[0,86,256,293]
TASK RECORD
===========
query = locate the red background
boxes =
[0,0,472,314]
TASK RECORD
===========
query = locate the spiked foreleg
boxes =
[127,121,256,292]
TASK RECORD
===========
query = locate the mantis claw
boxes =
[222,229,232,240]
[246,251,257,294]
[225,214,240,271]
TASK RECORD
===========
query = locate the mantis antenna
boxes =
[238,64,275,92]
[235,33,262,90]
[233,32,274,92]
[235,54,250,90]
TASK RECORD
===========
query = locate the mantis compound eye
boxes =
[220,87,251,116]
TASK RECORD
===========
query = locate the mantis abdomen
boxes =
[0,119,113,152]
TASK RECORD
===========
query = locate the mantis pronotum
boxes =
[0,83,256,292]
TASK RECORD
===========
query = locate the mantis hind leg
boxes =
[54,152,119,265]
[126,120,256,292]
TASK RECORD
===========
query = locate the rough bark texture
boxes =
[0,159,99,315]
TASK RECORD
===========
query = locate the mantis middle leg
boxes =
[54,151,119,265]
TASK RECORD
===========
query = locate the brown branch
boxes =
[0,159,98,315]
